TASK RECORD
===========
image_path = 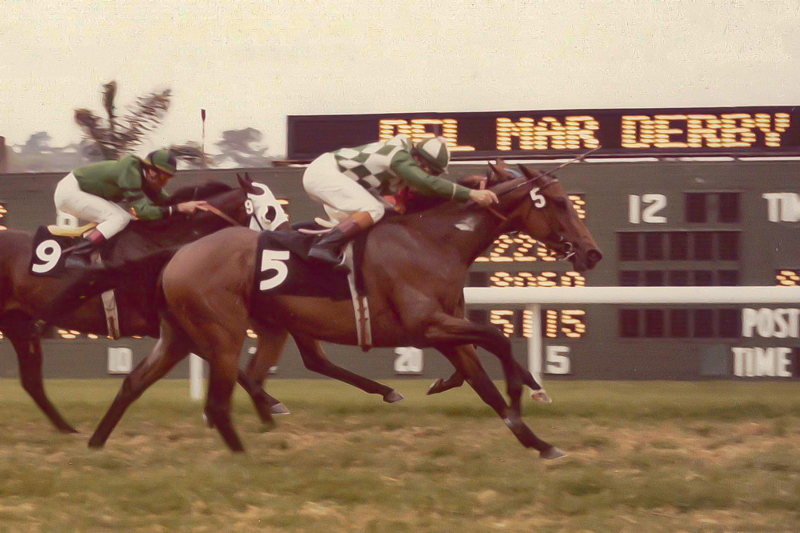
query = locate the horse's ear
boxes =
[518,164,539,180]
[495,158,509,170]
[237,173,258,194]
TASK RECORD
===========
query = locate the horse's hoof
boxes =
[270,403,290,416]
[427,378,445,395]
[531,390,553,404]
[540,447,567,461]
[87,439,105,449]
[384,390,405,403]
[203,413,215,429]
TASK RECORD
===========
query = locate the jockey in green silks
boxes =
[53,149,207,260]
[303,135,498,271]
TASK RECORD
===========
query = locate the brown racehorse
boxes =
[87,160,602,459]
[0,175,290,432]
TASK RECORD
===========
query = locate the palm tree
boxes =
[74,81,171,161]
[169,141,215,169]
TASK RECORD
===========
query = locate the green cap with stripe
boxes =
[145,149,177,175]
[414,137,450,174]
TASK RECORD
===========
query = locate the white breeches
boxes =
[54,173,134,239]
[302,152,386,224]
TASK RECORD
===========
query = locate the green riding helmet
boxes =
[145,149,178,176]
[413,136,451,175]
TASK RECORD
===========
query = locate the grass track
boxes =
[1,379,799,532]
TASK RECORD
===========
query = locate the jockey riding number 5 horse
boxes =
[304,135,498,270]
[83,151,603,460]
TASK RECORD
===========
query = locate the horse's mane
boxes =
[166,182,234,204]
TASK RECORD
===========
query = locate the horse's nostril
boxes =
[587,249,603,265]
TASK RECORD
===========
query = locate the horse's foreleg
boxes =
[428,364,550,402]
[8,332,78,433]
[292,333,404,403]
[244,321,291,417]
[206,347,245,452]
[423,313,524,418]
[426,370,465,395]
[88,317,191,448]
[435,344,563,459]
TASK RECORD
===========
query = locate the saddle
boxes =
[45,222,98,238]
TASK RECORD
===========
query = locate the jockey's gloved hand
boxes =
[468,189,499,207]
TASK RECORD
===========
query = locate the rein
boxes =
[483,147,601,222]
[495,146,600,199]
[197,204,242,227]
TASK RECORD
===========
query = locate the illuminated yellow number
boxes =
[0,203,7,231]
[777,270,800,287]
[561,310,587,338]
[525,309,587,339]
[490,310,515,337]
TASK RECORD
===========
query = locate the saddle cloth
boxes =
[251,231,352,304]
[29,226,79,277]
[29,226,122,339]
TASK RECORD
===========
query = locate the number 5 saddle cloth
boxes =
[251,229,360,306]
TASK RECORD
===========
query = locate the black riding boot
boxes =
[307,212,374,273]
[64,228,106,269]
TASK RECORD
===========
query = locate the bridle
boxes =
[195,186,279,231]
[480,147,600,258]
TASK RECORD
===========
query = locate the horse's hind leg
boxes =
[435,344,564,460]
[292,333,404,403]
[7,331,78,433]
[88,317,192,448]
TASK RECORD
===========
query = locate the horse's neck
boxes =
[404,203,504,266]
[109,195,242,260]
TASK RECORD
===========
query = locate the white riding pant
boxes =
[54,173,134,239]
[302,152,386,224]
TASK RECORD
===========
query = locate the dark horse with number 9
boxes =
[88,160,602,459]
[0,175,291,433]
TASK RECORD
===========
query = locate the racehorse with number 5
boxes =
[88,159,602,459]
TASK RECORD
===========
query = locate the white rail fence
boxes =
[189,287,800,399]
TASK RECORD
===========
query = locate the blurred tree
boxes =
[169,141,215,169]
[74,81,171,160]
[215,128,272,168]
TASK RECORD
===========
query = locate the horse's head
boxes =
[234,172,290,231]
[488,160,602,272]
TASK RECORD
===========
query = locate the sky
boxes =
[2,0,799,158]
